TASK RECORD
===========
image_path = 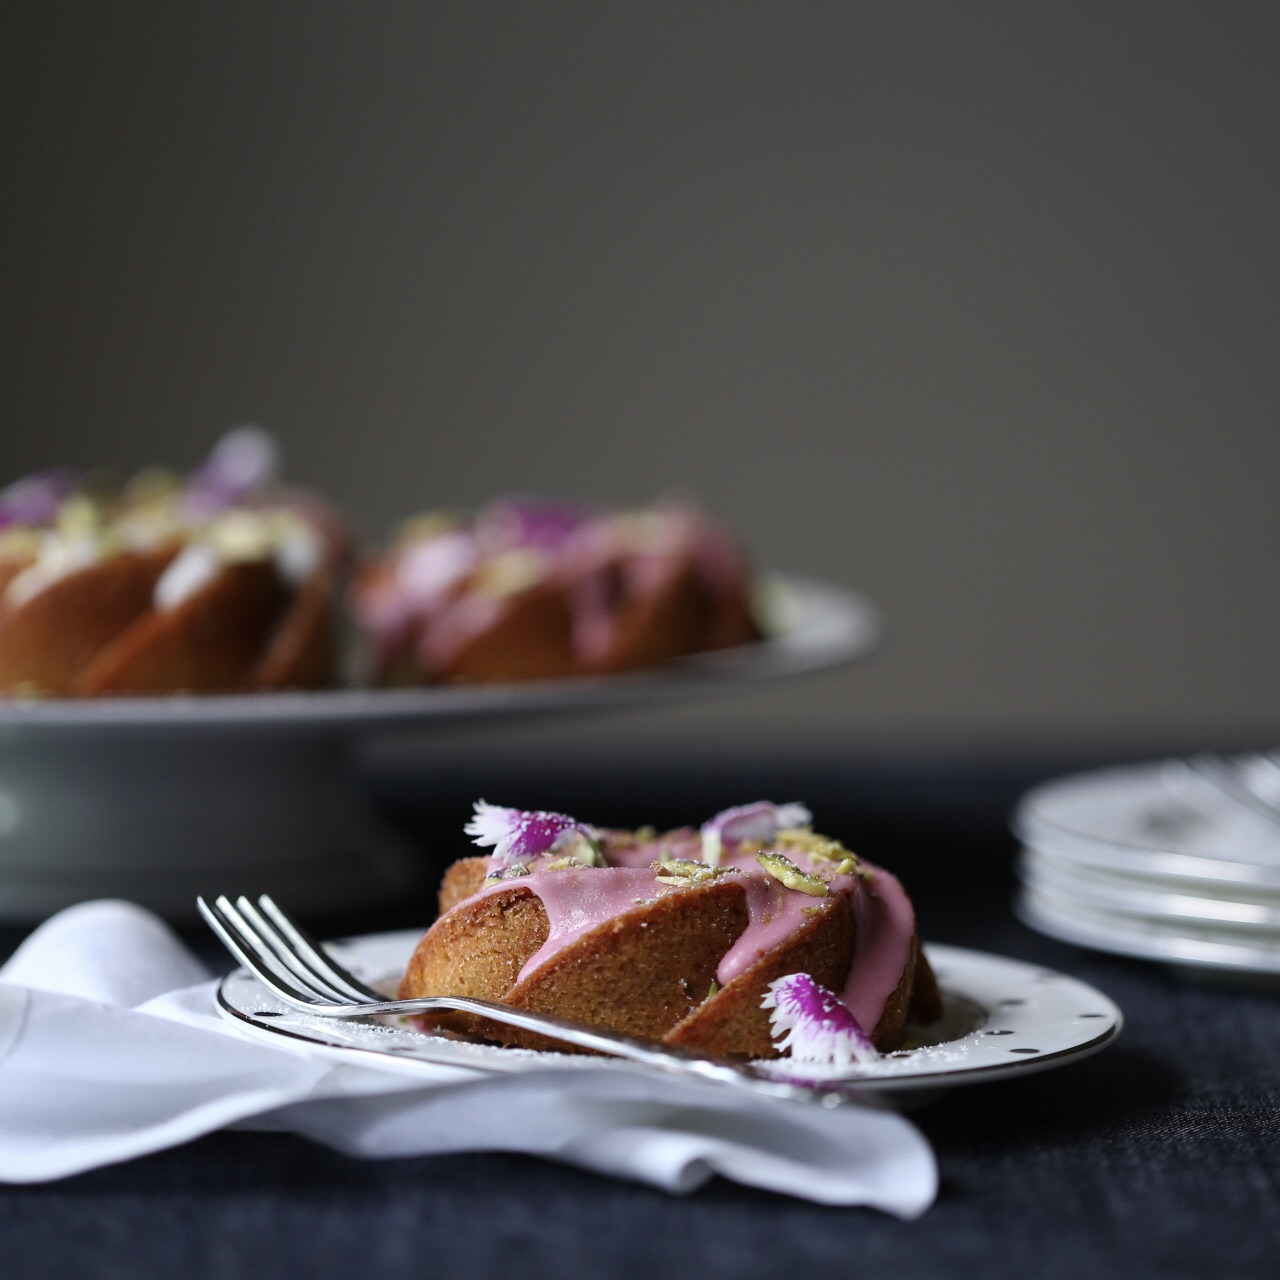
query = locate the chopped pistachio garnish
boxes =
[472,547,547,597]
[568,837,607,868]
[801,905,825,916]
[755,850,830,897]
[206,510,278,561]
[56,495,104,538]
[706,979,720,999]
[397,511,462,544]
[543,833,607,871]
[654,858,728,887]
[124,467,182,504]
[543,850,605,871]
[0,527,40,560]
[483,861,532,884]
[776,827,854,863]
[774,828,870,879]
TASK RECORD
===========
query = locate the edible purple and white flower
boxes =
[761,972,879,1067]
[465,800,601,868]
[478,498,591,555]
[0,470,76,530]
[395,528,478,601]
[184,425,278,516]
[700,800,813,866]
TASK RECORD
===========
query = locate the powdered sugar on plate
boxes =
[217,934,1122,1098]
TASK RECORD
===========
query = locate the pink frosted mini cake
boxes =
[399,801,942,1063]
[0,428,347,696]
[353,497,759,685]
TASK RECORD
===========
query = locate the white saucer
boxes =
[1015,761,1280,889]
[1015,885,1280,976]
[216,932,1123,1101]
[1015,759,1280,975]
[1018,848,1280,931]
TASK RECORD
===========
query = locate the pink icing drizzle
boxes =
[513,867,681,980]
[714,852,916,1035]
[841,866,916,1034]
[465,865,682,983]
[457,834,916,1036]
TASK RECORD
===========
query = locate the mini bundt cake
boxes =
[0,427,347,696]
[353,498,759,685]
[400,801,942,1063]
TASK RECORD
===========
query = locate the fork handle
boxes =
[326,994,847,1103]
[341,993,747,1071]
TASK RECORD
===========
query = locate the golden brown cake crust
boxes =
[437,587,577,684]
[398,883,551,1040]
[664,890,858,1060]
[906,942,943,1026]
[0,550,175,695]
[74,561,290,695]
[438,856,488,916]
[702,585,760,650]
[251,567,337,690]
[477,879,751,1053]
[580,555,710,675]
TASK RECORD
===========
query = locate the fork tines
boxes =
[196,894,378,1012]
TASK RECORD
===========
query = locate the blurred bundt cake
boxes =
[0,427,347,696]
[353,497,759,685]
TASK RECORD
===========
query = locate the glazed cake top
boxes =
[457,800,917,1050]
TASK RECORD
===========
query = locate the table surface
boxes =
[4,747,1278,1280]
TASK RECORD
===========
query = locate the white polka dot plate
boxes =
[216,931,1123,1101]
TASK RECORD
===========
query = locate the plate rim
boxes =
[215,935,1123,1094]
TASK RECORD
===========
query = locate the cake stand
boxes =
[0,575,878,921]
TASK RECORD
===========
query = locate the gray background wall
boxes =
[3,3,1278,757]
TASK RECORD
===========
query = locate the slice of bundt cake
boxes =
[0,428,347,696]
[352,498,760,686]
[399,801,942,1063]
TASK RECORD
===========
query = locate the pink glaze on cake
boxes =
[841,866,915,1033]
[713,844,831,984]
[456,825,916,1038]
[513,866,683,980]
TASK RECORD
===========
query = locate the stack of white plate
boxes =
[1013,757,1280,976]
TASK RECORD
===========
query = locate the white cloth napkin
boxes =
[0,900,937,1213]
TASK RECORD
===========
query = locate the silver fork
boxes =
[197,894,866,1108]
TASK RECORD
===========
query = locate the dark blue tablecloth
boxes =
[4,748,1278,1279]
